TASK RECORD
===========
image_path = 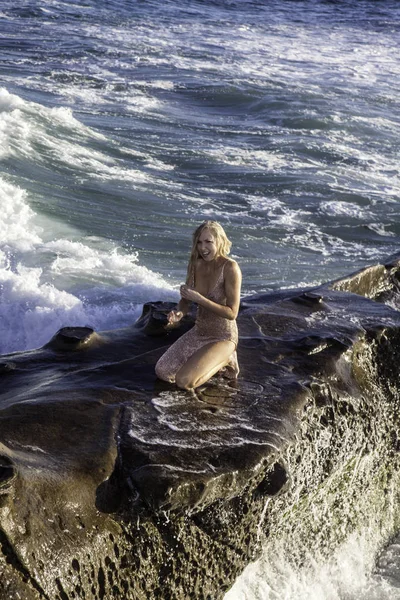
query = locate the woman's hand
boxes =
[179,261,241,320]
[167,310,183,325]
[180,284,202,303]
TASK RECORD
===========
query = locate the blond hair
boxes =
[186,221,232,284]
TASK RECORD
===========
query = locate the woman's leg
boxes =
[155,328,198,383]
[175,341,236,390]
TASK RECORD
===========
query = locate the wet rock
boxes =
[45,326,100,351]
[134,301,189,336]
[0,252,400,599]
[0,456,16,507]
[253,462,289,498]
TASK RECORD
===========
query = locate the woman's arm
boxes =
[167,263,195,324]
[180,261,242,320]
[167,295,191,324]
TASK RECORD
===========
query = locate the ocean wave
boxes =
[285,228,384,260]
[204,147,288,172]
[225,530,400,600]
[319,201,374,220]
[0,179,42,252]
[0,177,177,355]
[0,87,154,185]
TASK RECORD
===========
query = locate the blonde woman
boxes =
[155,221,241,390]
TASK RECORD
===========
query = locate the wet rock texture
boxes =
[1,254,400,599]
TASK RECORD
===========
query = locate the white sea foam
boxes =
[0,88,155,186]
[0,177,176,355]
[246,196,312,229]
[225,532,400,600]
[352,115,400,132]
[0,180,42,252]
[0,88,24,112]
[56,85,109,106]
[125,93,162,114]
[319,201,373,220]
[0,88,105,154]
[55,80,164,117]
[204,147,288,172]
[136,80,175,90]
[366,224,395,238]
[145,157,175,172]
[246,197,285,214]
[286,228,383,260]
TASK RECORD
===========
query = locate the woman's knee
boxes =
[175,371,195,390]
[155,359,175,383]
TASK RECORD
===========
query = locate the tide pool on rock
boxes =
[1,254,400,599]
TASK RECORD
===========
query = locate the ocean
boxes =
[1,0,400,597]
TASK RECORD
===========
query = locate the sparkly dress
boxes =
[155,261,239,383]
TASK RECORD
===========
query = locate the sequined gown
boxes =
[155,261,239,383]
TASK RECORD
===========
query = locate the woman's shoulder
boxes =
[224,257,241,273]
[222,258,241,285]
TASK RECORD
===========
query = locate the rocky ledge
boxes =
[1,253,400,599]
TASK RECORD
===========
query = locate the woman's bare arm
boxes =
[176,297,191,316]
[167,295,191,324]
[180,261,241,320]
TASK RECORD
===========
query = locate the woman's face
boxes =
[197,228,219,262]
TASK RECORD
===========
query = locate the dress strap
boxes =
[220,260,227,277]
[217,259,227,283]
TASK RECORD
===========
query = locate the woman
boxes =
[155,220,241,390]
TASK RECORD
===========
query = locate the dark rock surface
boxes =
[1,253,400,599]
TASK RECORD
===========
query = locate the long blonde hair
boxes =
[186,221,232,285]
